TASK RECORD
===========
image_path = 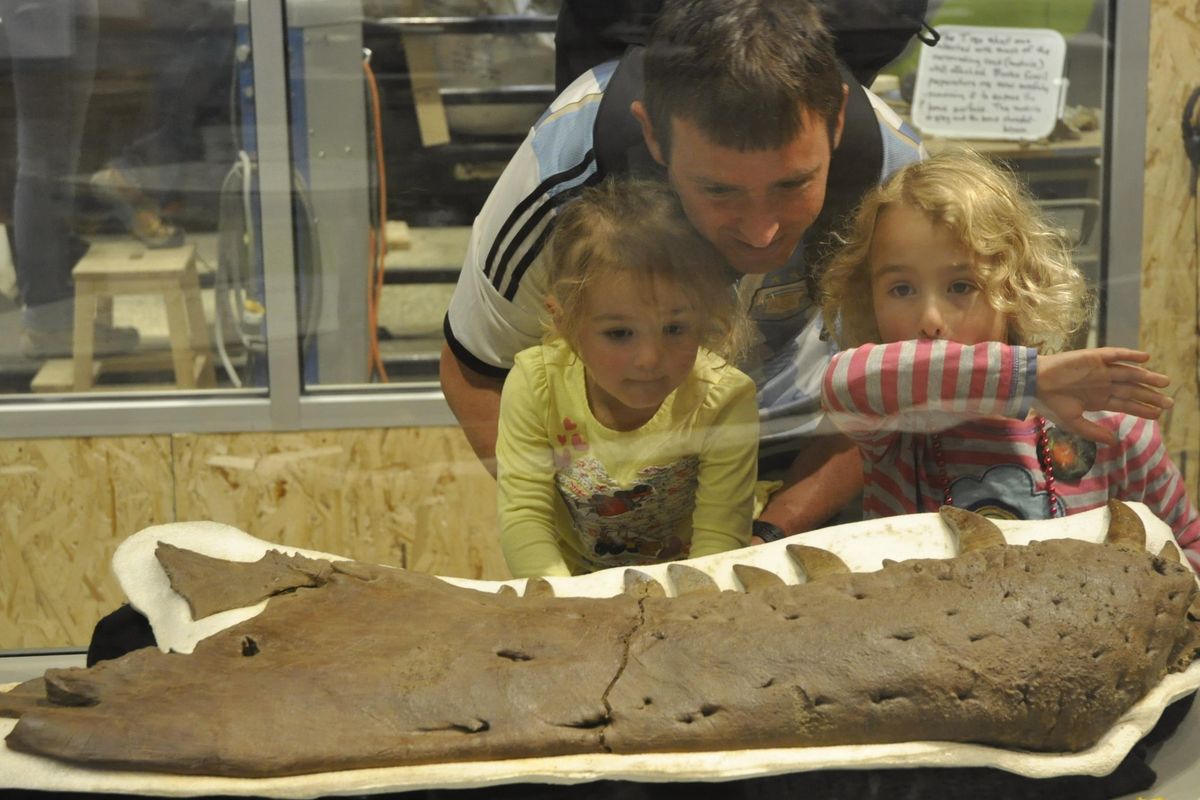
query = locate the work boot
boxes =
[20,323,140,360]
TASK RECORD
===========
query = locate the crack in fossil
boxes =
[594,596,649,752]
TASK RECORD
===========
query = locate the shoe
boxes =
[20,324,140,360]
[90,166,185,249]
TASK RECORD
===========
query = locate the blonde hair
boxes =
[819,150,1093,353]
[545,176,746,362]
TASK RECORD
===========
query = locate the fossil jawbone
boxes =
[5,504,1199,778]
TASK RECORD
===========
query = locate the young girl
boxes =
[819,151,1200,566]
[496,177,757,578]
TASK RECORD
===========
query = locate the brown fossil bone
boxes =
[156,542,336,620]
[1105,498,1147,551]
[5,505,1198,779]
[939,506,1007,553]
[732,563,786,592]
[523,577,555,598]
[666,563,719,595]
[623,569,666,598]
[1158,542,1181,564]
[786,543,850,581]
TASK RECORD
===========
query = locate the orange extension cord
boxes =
[364,57,389,383]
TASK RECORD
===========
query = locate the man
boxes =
[441,0,924,541]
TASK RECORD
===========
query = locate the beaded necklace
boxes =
[931,415,1059,516]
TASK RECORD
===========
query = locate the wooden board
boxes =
[1140,0,1200,504]
[0,428,505,650]
[0,436,173,648]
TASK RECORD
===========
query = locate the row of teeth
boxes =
[500,543,852,600]
[490,501,1161,600]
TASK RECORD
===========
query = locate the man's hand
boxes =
[439,343,504,477]
[1035,348,1173,445]
[752,435,864,542]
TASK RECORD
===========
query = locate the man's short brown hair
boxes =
[643,0,845,158]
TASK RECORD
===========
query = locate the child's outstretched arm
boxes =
[820,340,1037,444]
[1034,347,1173,445]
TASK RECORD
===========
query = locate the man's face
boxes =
[639,103,843,275]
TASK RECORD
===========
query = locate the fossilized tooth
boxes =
[1106,499,1147,551]
[495,584,518,598]
[939,506,1006,553]
[1158,542,1181,564]
[666,563,719,595]
[7,537,1200,778]
[523,577,555,598]
[732,563,786,592]
[786,543,850,581]
[623,569,666,598]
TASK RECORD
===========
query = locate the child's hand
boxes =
[1034,348,1173,445]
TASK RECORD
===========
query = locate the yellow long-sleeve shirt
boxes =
[496,338,758,577]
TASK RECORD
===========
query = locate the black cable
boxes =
[1188,87,1200,483]
[1183,87,1200,196]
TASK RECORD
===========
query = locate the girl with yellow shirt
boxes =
[496,177,758,577]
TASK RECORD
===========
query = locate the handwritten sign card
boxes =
[912,25,1067,141]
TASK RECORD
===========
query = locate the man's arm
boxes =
[439,343,504,477]
[438,71,610,476]
[745,87,923,543]
[753,434,863,540]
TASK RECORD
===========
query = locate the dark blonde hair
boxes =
[820,150,1093,353]
[546,176,745,362]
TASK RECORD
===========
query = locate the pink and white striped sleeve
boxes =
[821,340,1037,443]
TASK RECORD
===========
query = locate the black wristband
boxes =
[753,519,787,543]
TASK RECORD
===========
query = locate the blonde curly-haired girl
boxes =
[817,151,1199,565]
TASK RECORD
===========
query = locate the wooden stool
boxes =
[45,241,215,391]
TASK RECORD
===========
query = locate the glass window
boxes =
[0,0,266,396]
[285,0,559,390]
[281,0,1123,398]
[0,0,1141,417]
[883,0,1109,346]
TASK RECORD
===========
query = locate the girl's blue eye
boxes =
[948,280,976,295]
[603,328,633,341]
[888,284,915,298]
[664,323,688,336]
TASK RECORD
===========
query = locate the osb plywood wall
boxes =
[1,437,174,649]
[1,428,505,650]
[1141,0,1200,504]
[172,429,505,578]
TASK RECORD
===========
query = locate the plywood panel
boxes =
[0,436,173,649]
[1141,0,1200,502]
[173,427,508,581]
